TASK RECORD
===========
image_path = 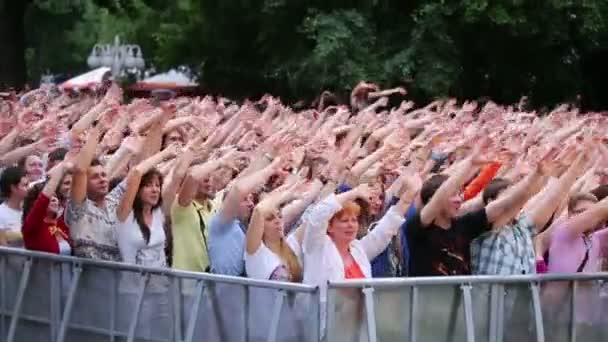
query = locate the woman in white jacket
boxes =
[302,179,419,300]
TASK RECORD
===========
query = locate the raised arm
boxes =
[0,129,19,156]
[561,197,608,237]
[71,126,102,205]
[246,181,300,254]
[0,140,45,167]
[485,165,544,226]
[360,174,420,259]
[368,87,406,99]
[420,156,479,226]
[161,146,195,215]
[525,152,588,232]
[116,146,177,222]
[219,157,281,224]
[281,179,324,232]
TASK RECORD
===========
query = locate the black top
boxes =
[407,209,491,276]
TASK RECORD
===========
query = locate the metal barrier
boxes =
[326,274,608,342]
[3,246,608,342]
[0,247,320,342]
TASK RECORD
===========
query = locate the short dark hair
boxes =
[22,182,45,224]
[568,192,598,213]
[420,174,449,205]
[590,185,608,201]
[90,159,103,168]
[48,148,69,163]
[482,178,512,205]
[0,167,25,198]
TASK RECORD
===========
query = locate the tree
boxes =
[0,0,31,88]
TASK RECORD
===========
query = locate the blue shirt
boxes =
[208,213,246,276]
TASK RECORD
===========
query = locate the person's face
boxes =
[445,193,463,218]
[58,174,72,200]
[570,200,596,217]
[47,196,64,219]
[11,177,29,201]
[368,184,384,216]
[263,210,284,241]
[197,176,214,198]
[25,155,44,182]
[238,193,255,221]
[328,212,359,245]
[138,176,161,207]
[165,130,184,147]
[87,165,109,199]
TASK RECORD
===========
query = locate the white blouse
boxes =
[245,234,300,281]
[302,194,405,302]
[117,209,167,268]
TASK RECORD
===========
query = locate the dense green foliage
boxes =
[12,0,608,107]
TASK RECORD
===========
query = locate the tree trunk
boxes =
[0,0,31,89]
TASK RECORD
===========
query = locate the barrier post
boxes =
[184,280,204,342]
[243,284,249,342]
[408,286,419,342]
[126,273,150,342]
[0,256,6,338]
[50,262,61,341]
[110,267,118,342]
[267,290,286,342]
[172,277,183,342]
[461,284,475,342]
[6,258,32,342]
[530,282,545,342]
[569,280,577,342]
[362,287,378,342]
[56,265,82,342]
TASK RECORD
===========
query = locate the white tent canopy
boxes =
[59,67,111,91]
[131,69,198,90]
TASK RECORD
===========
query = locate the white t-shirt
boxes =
[0,203,23,247]
[117,209,167,268]
[0,203,22,231]
[245,234,300,281]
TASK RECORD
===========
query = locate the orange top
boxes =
[463,162,502,200]
[344,261,366,279]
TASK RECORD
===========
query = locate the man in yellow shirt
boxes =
[171,157,234,272]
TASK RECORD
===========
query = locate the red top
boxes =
[463,162,502,200]
[22,193,71,254]
[344,261,366,279]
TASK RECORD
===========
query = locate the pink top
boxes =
[546,223,608,324]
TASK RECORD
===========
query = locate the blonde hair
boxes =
[277,240,302,282]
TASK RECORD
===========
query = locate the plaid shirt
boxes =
[470,214,536,275]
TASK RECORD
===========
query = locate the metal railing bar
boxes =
[530,282,545,342]
[461,284,475,342]
[172,277,182,342]
[569,280,577,342]
[328,272,608,288]
[6,258,32,342]
[0,247,317,293]
[362,287,377,342]
[56,265,82,342]
[126,273,149,342]
[408,286,418,342]
[266,290,286,342]
[183,280,204,342]
[0,256,6,339]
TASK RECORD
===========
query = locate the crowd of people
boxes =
[0,82,607,332]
